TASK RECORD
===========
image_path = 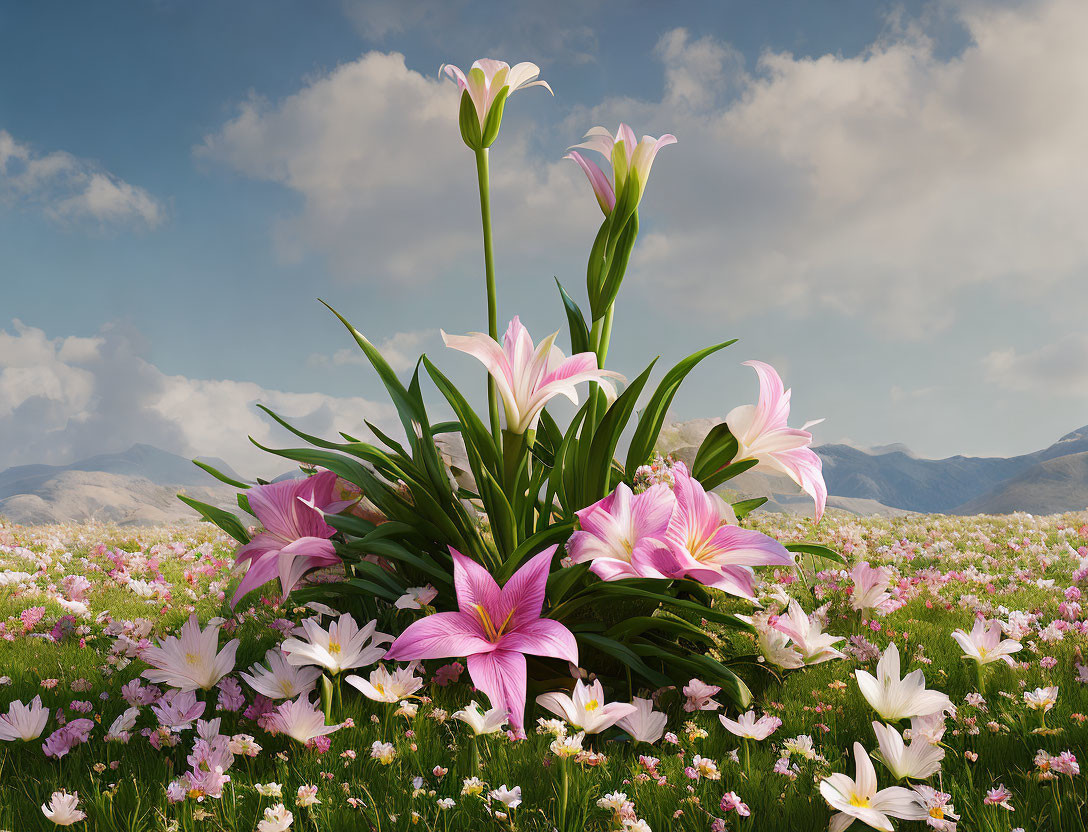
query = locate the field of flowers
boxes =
[0,510,1085,832]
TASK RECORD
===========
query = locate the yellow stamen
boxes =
[849,795,871,808]
[328,641,341,655]
[185,653,199,665]
[585,699,600,712]
[930,808,945,819]
[475,605,517,642]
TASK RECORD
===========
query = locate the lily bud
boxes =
[566,124,676,219]
[441,59,552,150]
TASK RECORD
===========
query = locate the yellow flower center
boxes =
[849,795,871,808]
[930,808,945,819]
[328,641,341,655]
[185,653,200,665]
[474,604,516,643]
[375,683,385,695]
[585,699,600,712]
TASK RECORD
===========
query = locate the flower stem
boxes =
[559,756,570,830]
[474,147,503,445]
[975,661,987,697]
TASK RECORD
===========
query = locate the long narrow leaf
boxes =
[177,495,250,544]
[625,340,736,474]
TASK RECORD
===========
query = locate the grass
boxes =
[0,511,1085,831]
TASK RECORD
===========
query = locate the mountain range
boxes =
[1,425,1087,526]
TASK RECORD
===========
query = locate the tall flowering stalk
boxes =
[441,59,553,444]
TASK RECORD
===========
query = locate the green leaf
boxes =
[192,459,249,490]
[577,633,671,688]
[177,495,250,544]
[583,361,656,502]
[320,300,425,455]
[479,86,509,147]
[545,561,590,606]
[341,538,451,586]
[633,644,753,708]
[496,521,574,583]
[785,542,847,565]
[555,278,591,355]
[591,583,754,631]
[700,458,758,492]
[458,89,482,149]
[423,356,500,477]
[625,340,736,474]
[593,212,639,320]
[605,615,715,645]
[692,423,738,480]
[732,497,768,519]
[585,218,612,306]
[324,513,378,539]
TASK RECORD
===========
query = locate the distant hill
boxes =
[3,424,1088,525]
[954,451,1088,515]
[0,445,241,526]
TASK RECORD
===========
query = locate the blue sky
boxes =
[3,0,1086,478]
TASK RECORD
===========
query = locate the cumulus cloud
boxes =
[579,0,1088,335]
[984,333,1088,395]
[308,328,437,372]
[0,321,395,479]
[0,130,164,228]
[196,51,597,288]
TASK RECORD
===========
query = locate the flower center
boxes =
[930,808,945,819]
[849,794,871,808]
[328,641,341,655]
[185,653,200,665]
[474,604,515,643]
[585,699,600,712]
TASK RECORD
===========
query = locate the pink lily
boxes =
[441,59,551,132]
[725,361,827,522]
[663,464,794,599]
[442,316,625,435]
[384,545,577,734]
[850,561,900,616]
[566,124,676,216]
[567,483,679,581]
[231,471,352,606]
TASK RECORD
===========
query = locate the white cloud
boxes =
[308,328,437,372]
[984,333,1088,394]
[0,321,395,479]
[571,0,1088,336]
[196,51,597,288]
[0,130,164,228]
[198,0,1088,341]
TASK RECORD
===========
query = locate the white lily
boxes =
[0,695,49,741]
[773,599,846,665]
[872,721,944,780]
[536,679,636,735]
[616,697,667,744]
[240,648,322,700]
[951,618,1021,667]
[855,643,953,722]
[281,614,391,676]
[452,700,508,736]
[345,664,424,704]
[820,742,929,831]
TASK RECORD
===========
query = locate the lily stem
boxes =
[474,146,503,446]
